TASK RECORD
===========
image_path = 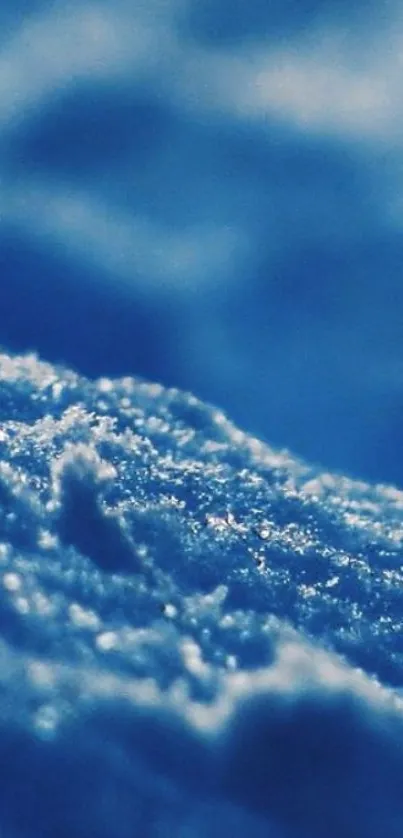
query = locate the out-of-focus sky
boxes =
[2,0,403,485]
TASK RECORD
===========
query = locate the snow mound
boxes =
[0,350,402,838]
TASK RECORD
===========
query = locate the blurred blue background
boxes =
[1,0,403,485]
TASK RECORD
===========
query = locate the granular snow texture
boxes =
[0,350,402,838]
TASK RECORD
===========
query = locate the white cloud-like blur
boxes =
[1,2,402,136]
[176,22,403,140]
[2,0,403,483]
[3,180,247,293]
[1,1,403,245]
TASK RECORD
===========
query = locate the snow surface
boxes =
[0,350,402,838]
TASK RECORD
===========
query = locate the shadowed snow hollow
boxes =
[0,350,402,837]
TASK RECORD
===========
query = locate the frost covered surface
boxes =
[0,350,402,838]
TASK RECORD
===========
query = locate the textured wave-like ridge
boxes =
[0,351,402,837]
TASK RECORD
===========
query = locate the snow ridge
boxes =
[0,351,402,838]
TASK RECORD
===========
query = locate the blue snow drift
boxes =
[0,351,402,837]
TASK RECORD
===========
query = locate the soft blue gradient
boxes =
[1,2,403,481]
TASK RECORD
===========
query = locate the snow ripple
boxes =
[0,350,402,837]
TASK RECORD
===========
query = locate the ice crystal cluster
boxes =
[0,351,402,837]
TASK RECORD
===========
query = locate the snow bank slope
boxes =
[0,351,402,837]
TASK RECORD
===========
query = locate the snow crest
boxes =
[0,351,402,837]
